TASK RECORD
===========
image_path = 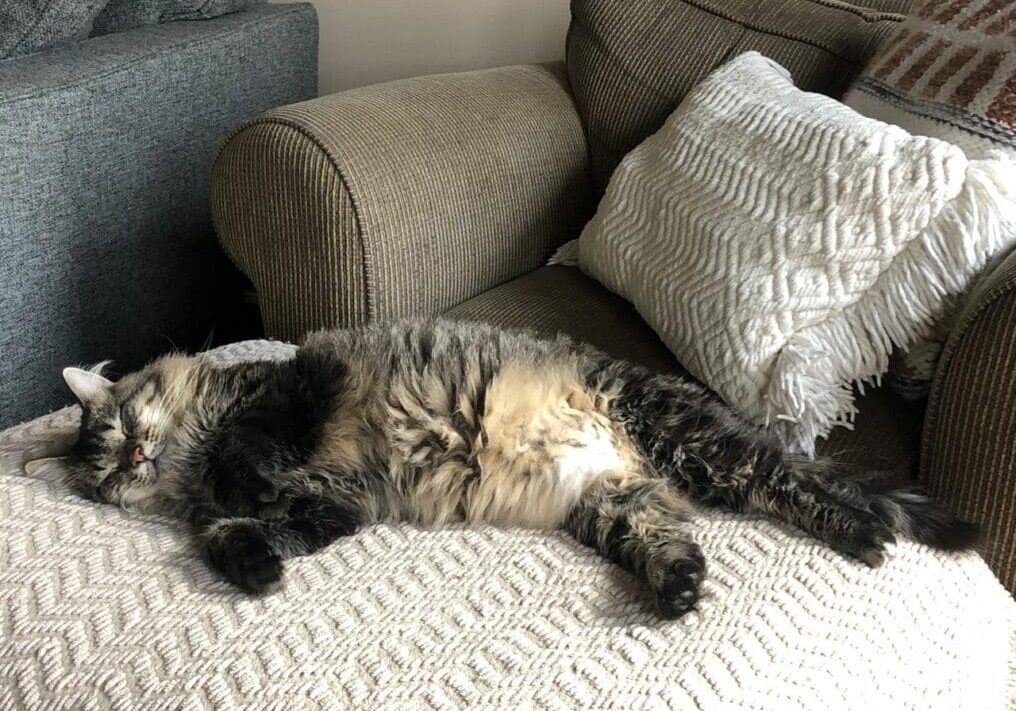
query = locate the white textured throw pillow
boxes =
[579,51,1016,454]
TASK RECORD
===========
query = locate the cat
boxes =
[62,318,978,617]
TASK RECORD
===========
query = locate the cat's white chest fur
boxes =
[552,422,627,502]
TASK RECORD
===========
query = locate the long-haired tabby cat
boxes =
[62,319,976,617]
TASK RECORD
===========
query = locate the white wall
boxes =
[275,0,571,95]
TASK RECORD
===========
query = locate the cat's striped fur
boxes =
[64,319,977,617]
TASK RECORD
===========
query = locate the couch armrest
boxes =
[211,63,594,340]
[921,248,1016,592]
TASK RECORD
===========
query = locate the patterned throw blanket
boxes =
[1,340,1012,710]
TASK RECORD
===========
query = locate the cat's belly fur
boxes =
[313,354,644,529]
[395,361,643,529]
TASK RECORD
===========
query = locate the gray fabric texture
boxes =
[0,0,107,59]
[212,63,596,341]
[566,0,910,192]
[91,0,265,36]
[0,3,318,429]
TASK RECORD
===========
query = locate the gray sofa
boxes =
[0,3,318,428]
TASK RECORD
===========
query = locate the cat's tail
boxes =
[865,484,980,551]
[788,455,980,552]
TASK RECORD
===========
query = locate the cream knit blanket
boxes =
[1,340,1012,710]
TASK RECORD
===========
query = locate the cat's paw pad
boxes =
[207,523,283,593]
[653,553,705,619]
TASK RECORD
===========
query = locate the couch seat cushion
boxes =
[447,266,923,476]
[1,340,1011,709]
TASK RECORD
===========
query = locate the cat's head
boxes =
[63,356,197,509]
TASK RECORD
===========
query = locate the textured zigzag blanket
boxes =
[0,340,1013,710]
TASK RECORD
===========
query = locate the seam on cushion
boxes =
[920,260,1016,473]
[216,115,375,323]
[186,0,218,18]
[569,19,674,107]
[565,20,602,181]
[797,0,905,22]
[171,0,248,21]
[691,0,905,25]
[0,5,309,105]
[11,0,103,55]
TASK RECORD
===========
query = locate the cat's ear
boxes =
[63,365,113,405]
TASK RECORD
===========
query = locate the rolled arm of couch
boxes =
[211,63,594,341]
[921,248,1016,592]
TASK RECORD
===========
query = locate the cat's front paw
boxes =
[650,549,706,619]
[206,521,283,593]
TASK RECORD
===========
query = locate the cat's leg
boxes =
[209,423,284,514]
[564,474,704,618]
[596,363,976,565]
[197,465,383,592]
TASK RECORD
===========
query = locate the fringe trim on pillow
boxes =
[766,158,1016,455]
[548,239,580,267]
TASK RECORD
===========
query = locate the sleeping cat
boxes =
[62,318,977,617]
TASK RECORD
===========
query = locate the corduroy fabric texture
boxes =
[922,248,1016,593]
[0,4,318,428]
[212,64,596,342]
[566,0,911,192]
[448,265,681,372]
[448,266,924,477]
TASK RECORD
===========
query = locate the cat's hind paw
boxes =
[206,520,283,594]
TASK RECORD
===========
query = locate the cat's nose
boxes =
[122,440,147,469]
[128,445,146,468]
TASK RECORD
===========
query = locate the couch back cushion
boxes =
[567,0,912,191]
[0,0,107,59]
[91,0,264,36]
